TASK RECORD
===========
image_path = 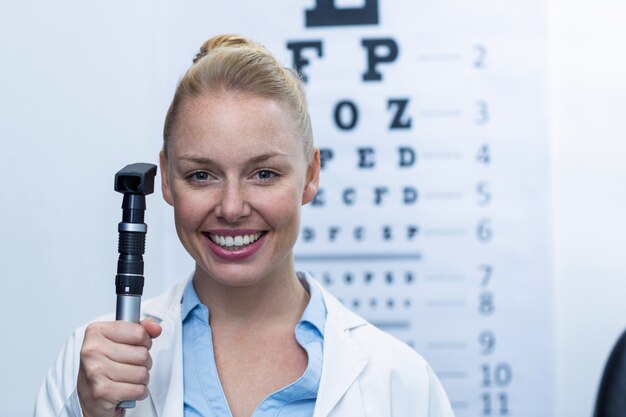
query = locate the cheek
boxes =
[171,189,210,228]
[261,186,303,228]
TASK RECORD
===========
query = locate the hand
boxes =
[77,319,162,417]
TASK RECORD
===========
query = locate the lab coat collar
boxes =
[136,276,371,417]
[312,279,370,417]
[142,280,186,417]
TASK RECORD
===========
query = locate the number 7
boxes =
[479,264,493,287]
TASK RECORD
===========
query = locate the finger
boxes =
[141,319,162,339]
[78,360,150,413]
[102,344,152,368]
[88,378,150,405]
[96,322,152,348]
[85,357,151,386]
[112,381,151,402]
[81,335,150,371]
[108,362,151,386]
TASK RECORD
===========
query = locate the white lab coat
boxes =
[34,277,455,417]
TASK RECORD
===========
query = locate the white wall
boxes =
[1,1,625,416]
[549,0,626,415]
[0,1,170,414]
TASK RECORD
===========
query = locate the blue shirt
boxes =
[181,273,326,417]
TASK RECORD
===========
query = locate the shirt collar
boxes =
[180,273,327,335]
[297,271,327,337]
[181,278,204,322]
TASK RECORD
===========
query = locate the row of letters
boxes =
[319,146,417,170]
[300,224,419,242]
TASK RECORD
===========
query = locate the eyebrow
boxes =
[178,152,289,166]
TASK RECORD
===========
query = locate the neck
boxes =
[192,264,309,330]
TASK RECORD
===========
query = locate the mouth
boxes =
[204,231,266,250]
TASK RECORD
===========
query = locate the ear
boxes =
[302,147,320,205]
[159,150,174,207]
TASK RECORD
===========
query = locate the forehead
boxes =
[169,92,302,160]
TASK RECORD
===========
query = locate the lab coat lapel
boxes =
[130,277,371,417]
[146,313,184,417]
[314,281,370,417]
[135,282,186,417]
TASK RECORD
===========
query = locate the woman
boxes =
[35,34,454,417]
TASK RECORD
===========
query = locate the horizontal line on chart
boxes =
[450,401,470,410]
[424,273,467,283]
[423,192,464,200]
[427,341,468,350]
[423,228,466,237]
[294,253,422,262]
[422,151,463,160]
[370,320,411,330]
[418,53,463,62]
[426,299,466,308]
[421,109,462,118]
[436,370,468,380]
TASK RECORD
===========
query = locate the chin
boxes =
[195,263,269,289]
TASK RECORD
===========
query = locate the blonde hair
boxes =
[163,34,314,161]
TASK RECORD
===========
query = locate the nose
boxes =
[215,180,250,222]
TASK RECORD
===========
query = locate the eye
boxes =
[188,171,211,182]
[255,170,278,182]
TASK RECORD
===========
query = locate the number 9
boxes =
[479,330,496,355]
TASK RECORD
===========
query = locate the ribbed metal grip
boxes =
[118,230,146,254]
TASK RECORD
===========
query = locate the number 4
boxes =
[476,144,491,165]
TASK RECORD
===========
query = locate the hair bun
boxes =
[164,33,314,162]
[193,34,260,64]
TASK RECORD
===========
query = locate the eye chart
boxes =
[161,1,553,416]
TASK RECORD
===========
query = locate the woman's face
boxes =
[160,91,319,288]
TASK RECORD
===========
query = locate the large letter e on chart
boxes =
[306,0,379,27]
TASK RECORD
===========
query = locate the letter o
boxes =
[334,100,359,130]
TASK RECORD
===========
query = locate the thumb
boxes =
[140,318,162,339]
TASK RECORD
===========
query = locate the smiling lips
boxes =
[203,230,267,260]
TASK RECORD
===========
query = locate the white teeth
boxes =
[210,232,263,249]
